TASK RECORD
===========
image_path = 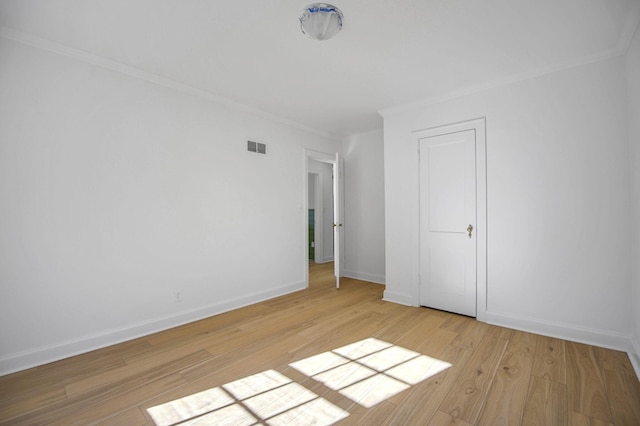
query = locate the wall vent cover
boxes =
[248,141,266,154]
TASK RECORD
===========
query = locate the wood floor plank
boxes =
[591,419,615,426]
[604,369,640,425]
[1,262,638,425]
[440,312,476,334]
[185,332,308,385]
[98,407,148,426]
[569,410,595,425]
[55,375,186,426]
[291,311,389,360]
[65,343,212,397]
[566,341,613,423]
[125,324,240,364]
[476,331,537,425]
[531,335,566,383]
[478,330,538,425]
[339,400,397,425]
[399,322,458,360]
[522,376,568,426]
[595,346,637,377]
[446,317,495,353]
[428,410,474,425]
[0,346,130,400]
[568,411,615,425]
[369,305,431,343]
[5,351,208,425]
[506,329,538,358]
[0,386,67,421]
[144,303,270,346]
[36,337,149,378]
[379,344,475,424]
[437,329,509,424]
[296,307,364,340]
[7,373,185,426]
[139,334,313,425]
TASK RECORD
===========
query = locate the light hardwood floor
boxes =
[1,262,639,425]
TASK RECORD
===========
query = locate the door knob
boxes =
[467,224,473,238]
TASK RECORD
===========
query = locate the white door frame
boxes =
[413,118,487,322]
[304,149,344,288]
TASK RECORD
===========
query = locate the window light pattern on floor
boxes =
[147,370,348,426]
[147,338,450,425]
[289,338,452,408]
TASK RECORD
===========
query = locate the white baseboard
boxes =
[0,281,306,376]
[343,269,385,285]
[379,300,640,378]
[485,310,631,352]
[382,290,417,307]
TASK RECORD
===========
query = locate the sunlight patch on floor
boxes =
[147,387,237,425]
[147,370,347,426]
[147,338,450,424]
[290,337,451,408]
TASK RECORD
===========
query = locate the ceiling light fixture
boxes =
[299,3,343,41]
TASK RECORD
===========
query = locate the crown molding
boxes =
[379,5,640,118]
[0,26,344,143]
[347,127,383,141]
[379,47,623,118]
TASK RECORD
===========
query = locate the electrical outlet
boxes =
[174,291,182,302]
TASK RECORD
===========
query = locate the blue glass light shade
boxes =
[300,3,343,41]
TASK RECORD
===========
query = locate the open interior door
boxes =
[333,153,344,288]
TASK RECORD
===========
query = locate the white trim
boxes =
[0,26,343,143]
[304,149,340,288]
[412,118,487,322]
[382,290,417,307]
[485,310,632,352]
[378,20,640,120]
[343,269,385,285]
[0,281,306,376]
[348,128,384,141]
[306,149,338,163]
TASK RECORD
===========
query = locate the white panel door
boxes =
[419,130,477,316]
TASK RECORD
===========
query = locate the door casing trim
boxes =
[413,118,487,322]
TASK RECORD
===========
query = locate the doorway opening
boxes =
[307,171,327,264]
[304,150,344,289]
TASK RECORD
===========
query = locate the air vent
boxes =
[247,140,266,155]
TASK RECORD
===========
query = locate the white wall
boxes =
[628,25,640,373]
[0,36,341,374]
[382,56,632,350]
[343,130,385,284]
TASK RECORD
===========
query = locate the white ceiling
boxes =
[1,0,639,139]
